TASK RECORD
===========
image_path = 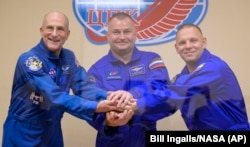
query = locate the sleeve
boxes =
[87,63,107,90]
[20,53,99,122]
[71,65,107,102]
[130,54,178,121]
[136,61,223,116]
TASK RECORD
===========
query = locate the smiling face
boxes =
[175,25,207,65]
[40,11,70,56]
[106,14,137,56]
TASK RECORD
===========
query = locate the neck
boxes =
[112,50,133,64]
[186,62,197,73]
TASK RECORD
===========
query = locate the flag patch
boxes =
[149,58,165,70]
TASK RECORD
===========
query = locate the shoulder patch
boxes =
[25,56,42,71]
[193,63,206,72]
[149,58,165,70]
[88,75,96,83]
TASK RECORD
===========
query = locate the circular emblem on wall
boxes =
[73,0,208,46]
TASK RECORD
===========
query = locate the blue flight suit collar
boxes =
[181,48,211,74]
[35,39,62,62]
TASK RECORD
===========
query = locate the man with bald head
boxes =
[2,11,130,147]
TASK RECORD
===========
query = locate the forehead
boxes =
[109,17,133,27]
[44,13,67,27]
[107,14,137,34]
[176,27,202,38]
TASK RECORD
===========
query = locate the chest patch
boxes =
[62,65,70,74]
[106,70,122,80]
[49,67,57,79]
[129,64,145,76]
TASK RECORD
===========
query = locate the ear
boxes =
[202,37,207,48]
[65,30,70,40]
[174,43,179,54]
[39,27,43,36]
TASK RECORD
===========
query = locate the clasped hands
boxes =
[106,90,138,127]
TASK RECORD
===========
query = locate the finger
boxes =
[127,109,134,119]
[106,92,116,101]
[116,93,131,107]
[109,111,119,119]
[116,110,134,125]
[108,105,124,112]
[108,91,122,102]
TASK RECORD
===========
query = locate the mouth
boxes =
[184,51,195,56]
[117,42,129,47]
[48,37,60,43]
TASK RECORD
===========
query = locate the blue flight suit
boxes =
[2,39,107,147]
[87,47,176,147]
[138,49,250,130]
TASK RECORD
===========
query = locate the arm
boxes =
[19,53,119,122]
[71,65,108,102]
[128,56,177,121]
[135,61,223,117]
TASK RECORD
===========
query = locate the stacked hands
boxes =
[95,90,138,127]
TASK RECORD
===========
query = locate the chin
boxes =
[48,47,60,53]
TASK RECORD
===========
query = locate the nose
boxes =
[118,32,125,39]
[184,41,192,48]
[51,29,58,36]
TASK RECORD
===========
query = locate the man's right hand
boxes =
[95,100,124,113]
[107,90,136,108]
